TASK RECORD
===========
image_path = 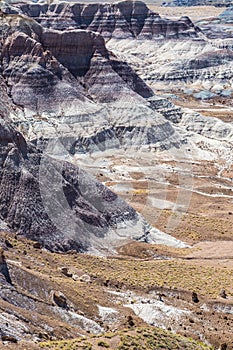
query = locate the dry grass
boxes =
[3,230,233,298]
[1,231,233,349]
[40,327,214,350]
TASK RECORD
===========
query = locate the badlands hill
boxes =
[0,11,153,106]
[0,7,186,252]
[7,0,198,39]
[0,116,149,253]
[6,1,233,99]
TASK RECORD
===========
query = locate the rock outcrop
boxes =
[9,1,198,40]
[0,248,12,284]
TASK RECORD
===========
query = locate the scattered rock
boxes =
[127,315,135,327]
[60,267,68,275]
[60,267,72,277]
[4,239,13,248]
[192,292,199,303]
[1,335,18,343]
[104,279,110,287]
[79,274,91,283]
[158,293,164,302]
[33,242,42,249]
[38,332,49,340]
[219,289,227,299]
[51,291,68,309]
[72,274,79,281]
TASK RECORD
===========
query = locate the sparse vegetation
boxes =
[40,327,214,350]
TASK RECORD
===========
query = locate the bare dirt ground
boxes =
[92,152,233,246]
[148,5,225,22]
[164,93,233,123]
[186,241,233,270]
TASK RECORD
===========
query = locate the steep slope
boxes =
[1,115,182,253]
[0,12,153,107]
[193,9,233,40]
[0,3,232,349]
[0,10,183,155]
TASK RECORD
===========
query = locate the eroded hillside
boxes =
[0,1,232,349]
